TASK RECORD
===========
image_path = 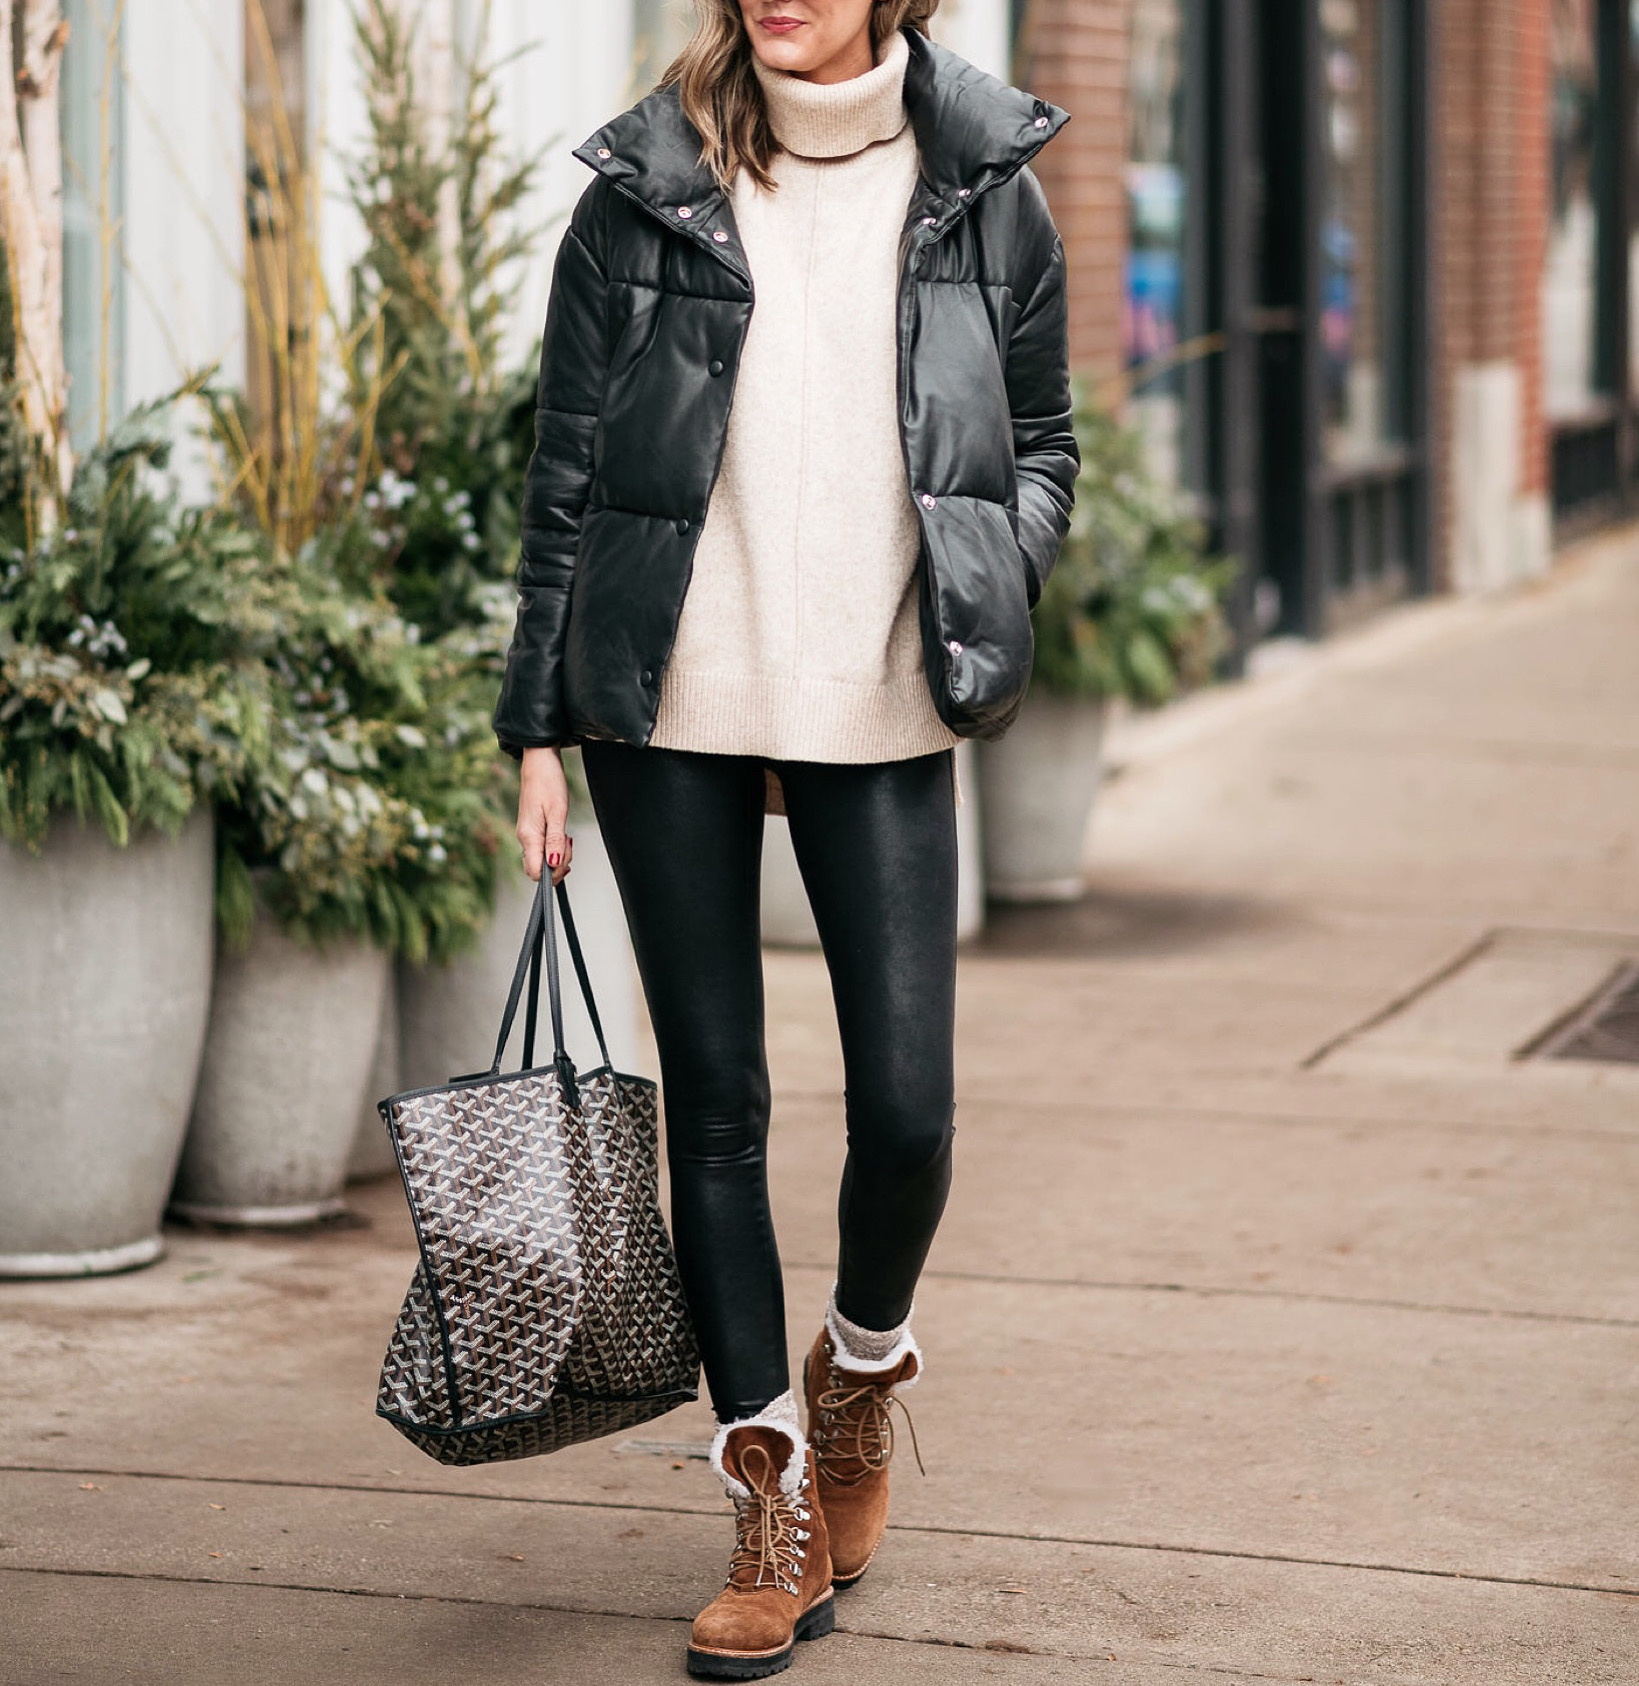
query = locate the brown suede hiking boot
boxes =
[687,1427,834,1680]
[803,1326,923,1588]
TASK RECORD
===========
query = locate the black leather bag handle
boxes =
[490,871,615,1080]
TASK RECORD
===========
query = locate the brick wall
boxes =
[1018,0,1129,377]
[1514,0,1551,498]
[1435,0,1490,585]
[1435,0,1552,576]
[1440,0,1527,368]
[1021,0,1561,594]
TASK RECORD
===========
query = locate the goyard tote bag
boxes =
[375,869,698,1465]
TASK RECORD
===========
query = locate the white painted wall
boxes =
[301,2,637,381]
[931,0,1012,79]
[118,0,244,494]
[478,0,1017,365]
[479,1,638,372]
[304,0,373,416]
[97,0,1016,473]
[1450,363,1520,597]
[1450,362,1551,595]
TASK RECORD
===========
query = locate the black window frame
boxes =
[1198,0,1433,657]
[1549,0,1638,530]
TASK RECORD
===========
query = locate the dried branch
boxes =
[0,0,72,506]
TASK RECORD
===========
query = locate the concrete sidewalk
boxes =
[4,530,1637,1684]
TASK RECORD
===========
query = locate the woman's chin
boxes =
[753,41,819,74]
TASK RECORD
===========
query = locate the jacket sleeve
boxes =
[1006,173,1079,609]
[493,179,613,755]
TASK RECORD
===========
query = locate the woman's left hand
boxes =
[517,747,574,886]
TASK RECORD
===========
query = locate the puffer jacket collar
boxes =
[573,28,1067,259]
[897,27,1068,211]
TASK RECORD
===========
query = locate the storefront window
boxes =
[1629,0,1639,395]
[1544,0,1603,418]
[1124,0,1187,486]
[1319,0,1407,465]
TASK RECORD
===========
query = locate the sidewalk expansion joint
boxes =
[788,1263,1639,1330]
[4,1468,1631,1601]
[1277,732,1639,772]
[834,1619,1387,1682]
[0,1563,695,1625]
[0,1562,1624,1679]
[779,1086,1639,1143]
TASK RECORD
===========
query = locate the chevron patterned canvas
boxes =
[376,1059,700,1466]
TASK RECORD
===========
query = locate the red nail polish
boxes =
[548,852,560,868]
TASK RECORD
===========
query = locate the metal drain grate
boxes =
[1534,961,1639,1064]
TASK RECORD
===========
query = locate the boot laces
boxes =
[814,1372,925,1487]
[726,1444,811,1597]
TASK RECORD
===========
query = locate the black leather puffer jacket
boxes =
[493,27,1076,754]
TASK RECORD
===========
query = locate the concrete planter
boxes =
[977,692,1109,902]
[346,971,402,1183]
[760,742,987,947]
[0,813,216,1277]
[398,819,641,1092]
[172,918,390,1225]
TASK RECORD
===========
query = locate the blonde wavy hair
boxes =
[661,1,941,192]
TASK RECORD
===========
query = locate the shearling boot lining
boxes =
[708,1389,809,1502]
[824,1295,923,1386]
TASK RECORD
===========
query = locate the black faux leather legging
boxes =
[581,741,958,1423]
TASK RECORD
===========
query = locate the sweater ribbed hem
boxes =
[648,667,960,763]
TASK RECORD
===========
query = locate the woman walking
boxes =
[494,1,1074,1675]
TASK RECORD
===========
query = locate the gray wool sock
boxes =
[827,1287,911,1367]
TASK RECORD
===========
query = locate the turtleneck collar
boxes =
[751,26,910,161]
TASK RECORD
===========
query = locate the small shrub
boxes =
[1030,385,1237,706]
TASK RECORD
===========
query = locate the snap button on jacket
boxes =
[493,29,1078,755]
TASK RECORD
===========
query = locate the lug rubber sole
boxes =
[686,1594,835,1679]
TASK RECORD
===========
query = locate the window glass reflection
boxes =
[1320,0,1406,464]
[1125,0,1187,486]
[1543,0,1602,418]
[1629,0,1639,394]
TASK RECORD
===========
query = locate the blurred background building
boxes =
[1031,0,1639,658]
[50,0,1639,660]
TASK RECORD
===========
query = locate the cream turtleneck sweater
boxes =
[647,29,961,769]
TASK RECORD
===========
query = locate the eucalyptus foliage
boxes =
[1030,387,1236,706]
